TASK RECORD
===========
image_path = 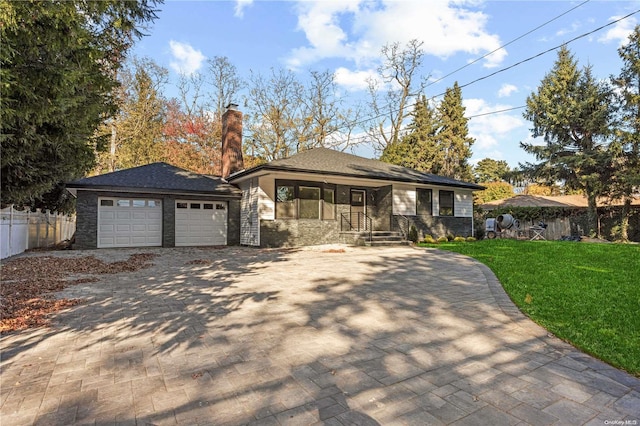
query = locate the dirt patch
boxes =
[0,253,157,333]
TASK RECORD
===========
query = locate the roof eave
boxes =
[67,185,242,199]
[228,165,483,190]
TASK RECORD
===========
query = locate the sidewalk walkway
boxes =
[1,246,638,425]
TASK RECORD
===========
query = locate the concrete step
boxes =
[364,239,412,247]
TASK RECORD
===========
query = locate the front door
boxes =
[350,189,366,231]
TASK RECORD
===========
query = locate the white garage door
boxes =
[98,198,162,248]
[175,200,227,246]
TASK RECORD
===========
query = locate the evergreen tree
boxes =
[380,95,442,172]
[611,25,640,241]
[433,82,475,181]
[0,0,160,206]
[473,158,511,183]
[521,46,614,237]
[95,58,168,174]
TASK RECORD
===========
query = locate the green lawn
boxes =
[418,239,640,376]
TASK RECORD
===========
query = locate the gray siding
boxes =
[240,179,260,246]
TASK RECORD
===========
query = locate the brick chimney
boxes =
[221,103,244,179]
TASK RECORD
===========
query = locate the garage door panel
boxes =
[175,200,227,246]
[101,211,116,220]
[98,198,162,248]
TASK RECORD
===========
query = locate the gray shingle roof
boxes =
[67,162,241,197]
[228,148,483,190]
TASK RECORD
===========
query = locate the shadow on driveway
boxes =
[1,246,638,425]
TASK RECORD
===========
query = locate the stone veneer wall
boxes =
[396,215,473,239]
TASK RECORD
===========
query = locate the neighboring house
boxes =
[67,105,483,249]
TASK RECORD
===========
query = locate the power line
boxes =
[468,105,526,119]
[345,0,593,128]
[351,8,639,131]
[246,7,639,148]
[456,9,640,93]
[426,0,591,88]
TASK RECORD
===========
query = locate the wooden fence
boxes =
[0,206,76,259]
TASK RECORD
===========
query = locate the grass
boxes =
[418,239,640,376]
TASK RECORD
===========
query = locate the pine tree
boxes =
[95,58,168,174]
[521,46,614,237]
[0,0,160,206]
[433,82,475,181]
[611,26,640,241]
[380,95,442,172]
[473,158,511,183]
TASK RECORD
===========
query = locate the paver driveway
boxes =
[1,246,639,425]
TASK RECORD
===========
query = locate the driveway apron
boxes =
[1,246,638,425]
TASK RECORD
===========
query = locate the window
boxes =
[117,199,130,207]
[439,191,454,216]
[132,200,145,207]
[299,187,320,219]
[417,189,432,216]
[276,185,295,218]
[190,203,201,209]
[203,204,213,210]
[100,199,114,207]
[177,202,188,209]
[216,204,226,210]
[323,188,335,220]
[275,181,336,220]
[148,200,160,208]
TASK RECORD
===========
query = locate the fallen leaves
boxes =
[0,253,157,334]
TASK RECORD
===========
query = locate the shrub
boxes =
[437,236,448,243]
[446,233,455,241]
[408,225,419,243]
[423,235,436,244]
[453,236,466,242]
[466,237,477,242]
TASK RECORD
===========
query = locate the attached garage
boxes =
[175,200,228,246]
[97,197,162,248]
[67,162,242,250]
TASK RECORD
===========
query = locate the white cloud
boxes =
[169,41,206,75]
[598,16,637,46]
[555,21,581,37]
[234,0,253,18]
[497,83,518,98]
[286,0,506,71]
[334,67,378,91]
[464,98,524,151]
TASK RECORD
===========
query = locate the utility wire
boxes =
[246,7,638,146]
[346,8,640,132]
[347,0,593,127]
[426,0,591,88]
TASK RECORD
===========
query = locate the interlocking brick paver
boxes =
[1,246,639,425]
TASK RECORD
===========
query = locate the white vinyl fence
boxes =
[0,206,76,260]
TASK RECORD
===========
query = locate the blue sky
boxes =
[132,0,639,168]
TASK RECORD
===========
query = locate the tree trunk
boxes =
[586,191,598,238]
[620,197,631,242]
[109,123,117,172]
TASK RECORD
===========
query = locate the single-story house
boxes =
[67,105,483,249]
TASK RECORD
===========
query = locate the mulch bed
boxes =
[0,253,157,334]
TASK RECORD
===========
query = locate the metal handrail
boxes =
[394,214,410,240]
[341,212,373,242]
